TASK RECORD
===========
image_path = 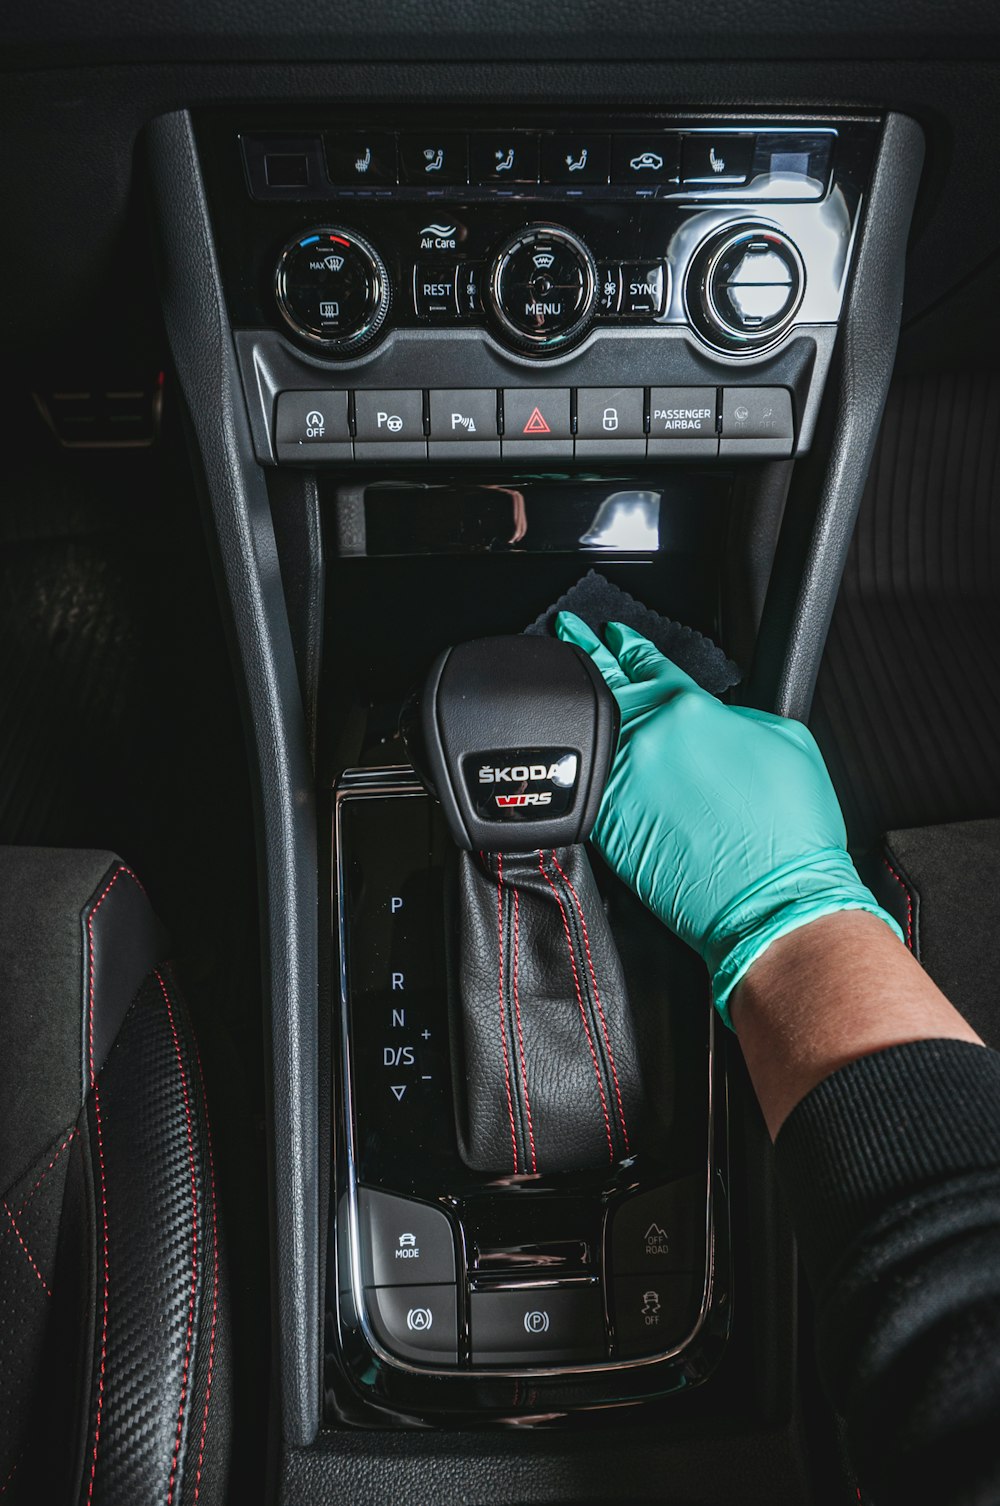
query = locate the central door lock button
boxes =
[576,386,645,458]
[576,387,645,440]
[470,1285,605,1365]
[357,1187,457,1288]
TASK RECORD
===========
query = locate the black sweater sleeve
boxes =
[774,1038,1000,1506]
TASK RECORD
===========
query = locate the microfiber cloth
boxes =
[524,569,741,696]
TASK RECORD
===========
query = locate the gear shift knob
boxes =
[404,634,619,852]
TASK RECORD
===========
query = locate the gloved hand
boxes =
[556,612,902,1026]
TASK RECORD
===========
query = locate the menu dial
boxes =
[275,227,391,353]
[489,225,598,354]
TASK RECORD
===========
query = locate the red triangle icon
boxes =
[522,405,551,435]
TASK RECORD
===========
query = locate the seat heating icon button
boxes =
[681,133,755,185]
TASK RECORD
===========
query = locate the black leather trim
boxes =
[453,846,641,1174]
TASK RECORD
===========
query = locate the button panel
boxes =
[273,385,795,462]
[246,125,835,201]
[334,779,721,1386]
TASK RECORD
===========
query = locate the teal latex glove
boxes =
[556,612,902,1027]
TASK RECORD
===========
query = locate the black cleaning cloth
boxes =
[524,569,741,696]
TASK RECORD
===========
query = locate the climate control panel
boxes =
[197,109,881,469]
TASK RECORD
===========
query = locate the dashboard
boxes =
[4,4,997,1498]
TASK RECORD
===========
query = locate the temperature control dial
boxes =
[275,227,391,353]
[489,225,597,354]
[686,224,805,354]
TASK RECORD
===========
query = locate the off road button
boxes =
[357,1187,456,1288]
[611,1178,704,1275]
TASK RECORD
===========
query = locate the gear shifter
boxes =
[404,634,643,1175]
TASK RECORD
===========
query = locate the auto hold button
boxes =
[357,1186,457,1288]
[366,1283,459,1366]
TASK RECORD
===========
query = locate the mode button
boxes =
[357,1187,456,1288]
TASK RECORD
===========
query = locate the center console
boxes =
[151,101,924,1463]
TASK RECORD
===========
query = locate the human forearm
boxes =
[729,909,983,1138]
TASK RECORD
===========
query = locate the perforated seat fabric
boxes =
[0,848,230,1504]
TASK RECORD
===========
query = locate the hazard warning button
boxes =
[504,389,571,443]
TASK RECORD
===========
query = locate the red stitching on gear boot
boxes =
[548,850,630,1153]
[882,856,915,951]
[157,970,200,1506]
[85,862,145,1504]
[2,1200,52,1296]
[189,1024,219,1504]
[538,852,615,1165]
[495,854,519,1173]
[511,885,538,1173]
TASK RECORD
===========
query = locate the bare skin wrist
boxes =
[729,910,984,1139]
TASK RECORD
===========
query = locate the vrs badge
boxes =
[464,749,580,820]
